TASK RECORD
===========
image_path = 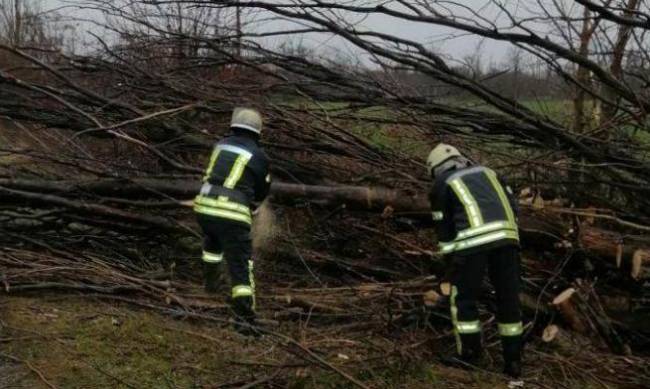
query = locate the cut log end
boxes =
[542,324,560,343]
[552,287,576,306]
[552,287,587,333]
[440,282,451,297]
[423,290,442,307]
[631,249,650,280]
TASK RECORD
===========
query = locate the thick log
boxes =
[551,286,631,354]
[579,228,650,275]
[0,179,430,211]
[270,183,429,213]
[2,178,650,264]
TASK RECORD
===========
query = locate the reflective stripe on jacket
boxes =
[429,165,519,255]
[194,133,270,223]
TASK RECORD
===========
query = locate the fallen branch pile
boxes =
[1,1,650,384]
[2,240,650,388]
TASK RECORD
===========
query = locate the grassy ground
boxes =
[1,294,632,389]
[0,295,520,389]
[1,296,284,388]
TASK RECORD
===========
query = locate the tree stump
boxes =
[631,249,650,280]
[552,288,588,333]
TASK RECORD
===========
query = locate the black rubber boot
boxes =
[203,262,224,294]
[442,333,482,369]
[459,332,483,365]
[231,296,260,338]
[502,336,523,378]
[504,361,522,379]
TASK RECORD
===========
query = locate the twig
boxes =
[0,352,58,389]
[236,368,282,389]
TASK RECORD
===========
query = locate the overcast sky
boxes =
[40,0,527,66]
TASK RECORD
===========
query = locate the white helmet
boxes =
[426,143,462,175]
[231,107,262,135]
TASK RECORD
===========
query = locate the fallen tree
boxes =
[2,178,649,263]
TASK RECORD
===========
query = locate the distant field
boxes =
[278,98,577,159]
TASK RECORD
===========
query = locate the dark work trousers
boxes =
[449,245,522,365]
[197,214,256,324]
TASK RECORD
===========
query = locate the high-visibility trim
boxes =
[449,178,483,228]
[248,260,256,311]
[456,320,481,334]
[232,284,253,298]
[432,211,444,221]
[265,174,271,183]
[194,195,251,215]
[498,322,523,337]
[203,148,221,182]
[218,144,253,159]
[444,166,486,183]
[193,205,252,224]
[224,154,251,189]
[456,221,514,240]
[450,286,462,354]
[484,169,517,228]
[438,229,519,254]
[202,144,252,183]
[202,251,223,263]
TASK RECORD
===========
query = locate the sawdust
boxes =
[252,200,280,257]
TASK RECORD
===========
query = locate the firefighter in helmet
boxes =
[427,143,523,379]
[194,107,270,336]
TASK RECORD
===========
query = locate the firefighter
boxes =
[194,107,270,336]
[427,143,523,379]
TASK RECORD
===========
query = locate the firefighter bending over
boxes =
[427,143,523,379]
[194,107,270,336]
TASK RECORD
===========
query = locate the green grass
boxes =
[274,98,581,159]
[1,295,625,388]
[2,296,283,388]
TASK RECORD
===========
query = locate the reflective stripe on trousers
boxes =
[232,260,255,310]
[451,286,481,354]
[202,251,223,263]
[498,322,523,337]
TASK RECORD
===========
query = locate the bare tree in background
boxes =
[0,0,26,45]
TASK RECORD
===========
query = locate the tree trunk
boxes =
[2,179,649,263]
[601,0,640,124]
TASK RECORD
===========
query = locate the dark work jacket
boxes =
[429,165,519,256]
[194,131,270,225]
